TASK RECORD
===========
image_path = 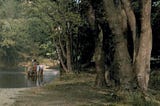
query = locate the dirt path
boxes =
[0,88,28,106]
[11,74,110,106]
[8,73,160,106]
[12,87,76,106]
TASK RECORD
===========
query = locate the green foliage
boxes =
[0,0,83,67]
[0,0,31,65]
[149,71,160,90]
[0,0,88,69]
[28,0,83,66]
[0,19,30,65]
[130,92,158,106]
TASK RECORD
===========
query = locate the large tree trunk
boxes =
[134,0,152,92]
[103,0,135,89]
[95,26,106,87]
[121,0,137,62]
[86,0,107,87]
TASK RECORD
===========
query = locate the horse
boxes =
[37,65,44,77]
[26,64,37,77]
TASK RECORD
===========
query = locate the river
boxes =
[0,68,59,88]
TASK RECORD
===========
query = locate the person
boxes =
[30,59,38,76]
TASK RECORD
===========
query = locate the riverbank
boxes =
[0,64,59,106]
[12,72,160,106]
[12,73,109,106]
[0,60,159,105]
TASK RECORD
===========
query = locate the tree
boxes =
[80,0,107,87]
[0,0,55,67]
[102,0,152,92]
[28,0,82,73]
[134,0,152,92]
[0,0,33,66]
[81,0,152,91]
[102,0,134,89]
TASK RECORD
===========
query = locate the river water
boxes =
[0,69,59,88]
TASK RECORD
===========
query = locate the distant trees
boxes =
[0,0,53,66]
[0,0,30,66]
[26,0,82,73]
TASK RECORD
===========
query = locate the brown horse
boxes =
[27,64,44,78]
[26,65,37,77]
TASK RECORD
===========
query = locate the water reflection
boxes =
[27,75,44,87]
[0,69,59,88]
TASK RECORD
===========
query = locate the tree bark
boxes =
[103,0,134,89]
[134,0,152,92]
[55,42,68,73]
[59,35,66,58]
[121,0,137,62]
[66,33,73,73]
[94,26,106,87]
[85,0,107,87]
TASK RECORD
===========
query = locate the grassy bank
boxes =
[12,72,160,106]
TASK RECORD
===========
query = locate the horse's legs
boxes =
[40,69,43,76]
